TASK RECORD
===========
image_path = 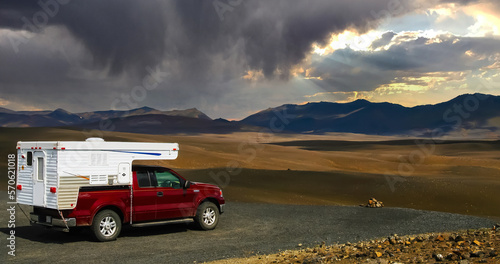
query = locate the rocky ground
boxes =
[210,226,499,264]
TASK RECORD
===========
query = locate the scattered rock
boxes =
[446,253,458,261]
[462,252,471,259]
[365,197,384,208]
[471,251,485,258]
[433,253,444,261]
[435,234,445,241]
[260,228,499,264]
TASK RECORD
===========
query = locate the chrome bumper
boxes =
[30,213,76,228]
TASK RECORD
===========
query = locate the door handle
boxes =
[157,191,163,197]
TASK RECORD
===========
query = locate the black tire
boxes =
[91,210,122,242]
[194,202,219,230]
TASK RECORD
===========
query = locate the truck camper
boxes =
[16,138,225,241]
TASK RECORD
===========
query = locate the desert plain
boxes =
[1,127,499,221]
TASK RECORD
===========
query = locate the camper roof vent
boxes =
[86,137,105,142]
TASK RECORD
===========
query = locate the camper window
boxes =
[37,157,44,181]
[27,151,33,166]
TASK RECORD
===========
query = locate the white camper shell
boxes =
[16,138,178,210]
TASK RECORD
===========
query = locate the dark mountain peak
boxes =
[47,108,82,124]
[135,106,157,112]
[127,106,158,114]
[214,118,230,123]
[51,108,72,115]
[0,107,16,114]
[343,99,373,107]
[455,92,490,99]
[446,93,497,103]
[351,99,370,104]
[161,108,212,120]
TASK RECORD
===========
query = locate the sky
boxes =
[0,0,499,119]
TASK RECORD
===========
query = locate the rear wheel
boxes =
[194,202,219,230]
[91,210,122,242]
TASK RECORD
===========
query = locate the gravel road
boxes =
[0,198,494,264]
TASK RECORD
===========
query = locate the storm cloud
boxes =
[0,0,498,118]
[0,0,420,79]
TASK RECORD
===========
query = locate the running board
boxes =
[131,218,193,227]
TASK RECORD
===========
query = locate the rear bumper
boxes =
[30,213,76,228]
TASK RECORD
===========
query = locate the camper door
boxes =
[32,151,46,207]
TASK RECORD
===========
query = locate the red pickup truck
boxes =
[30,165,225,241]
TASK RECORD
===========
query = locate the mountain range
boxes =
[241,93,500,135]
[1,93,499,136]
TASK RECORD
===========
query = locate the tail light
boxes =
[50,187,57,193]
[17,185,22,190]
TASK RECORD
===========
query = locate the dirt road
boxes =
[0,197,494,263]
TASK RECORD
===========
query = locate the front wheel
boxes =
[194,202,219,230]
[91,210,122,242]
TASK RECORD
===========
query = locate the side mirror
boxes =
[183,180,191,189]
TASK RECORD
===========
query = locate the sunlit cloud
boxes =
[466,15,499,37]
[462,2,500,37]
[0,97,10,107]
[242,70,265,82]
[304,91,373,103]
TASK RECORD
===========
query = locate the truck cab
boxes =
[130,165,224,224]
[31,165,225,241]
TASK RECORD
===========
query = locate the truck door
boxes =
[132,171,158,222]
[155,170,197,220]
[32,151,46,207]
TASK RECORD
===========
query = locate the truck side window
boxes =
[136,171,152,187]
[27,151,33,166]
[155,171,182,189]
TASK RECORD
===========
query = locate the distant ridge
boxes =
[238,93,500,136]
[1,93,499,136]
[0,106,212,128]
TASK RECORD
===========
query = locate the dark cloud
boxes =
[307,35,500,92]
[1,0,166,76]
[370,31,396,50]
[0,0,418,79]
[307,49,395,92]
[364,36,500,72]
